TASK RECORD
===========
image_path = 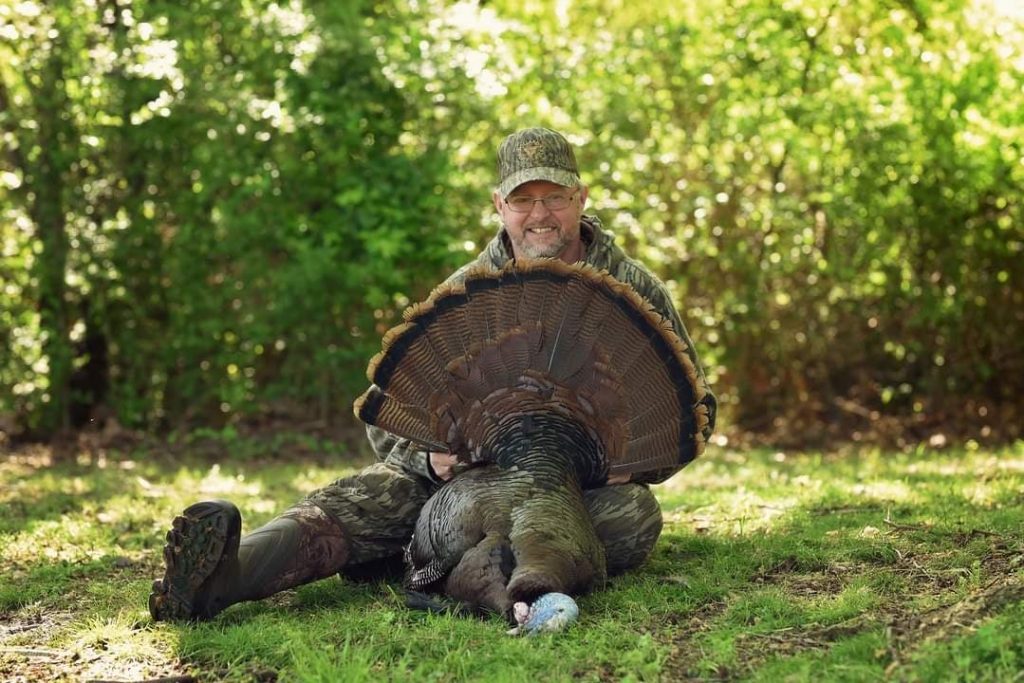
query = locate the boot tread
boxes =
[149,499,241,622]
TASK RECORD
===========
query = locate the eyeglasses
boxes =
[504,191,578,213]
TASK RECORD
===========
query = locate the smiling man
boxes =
[148,127,716,623]
[498,178,585,261]
[492,127,588,262]
[424,127,716,483]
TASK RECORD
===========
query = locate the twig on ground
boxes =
[85,677,196,683]
[966,528,1002,538]
[809,504,884,515]
[883,509,934,533]
[0,646,67,659]
[0,622,44,635]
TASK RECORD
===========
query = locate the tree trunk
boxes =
[30,46,74,436]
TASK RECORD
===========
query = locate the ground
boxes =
[1,435,1022,682]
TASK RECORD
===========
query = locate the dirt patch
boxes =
[0,609,75,642]
[653,600,732,681]
[657,544,1023,680]
[752,555,849,596]
[0,646,196,683]
[0,588,194,683]
[883,549,1024,674]
[1,629,196,683]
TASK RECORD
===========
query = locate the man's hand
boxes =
[607,472,631,485]
[428,451,460,481]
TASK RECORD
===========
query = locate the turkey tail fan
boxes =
[462,265,526,349]
[536,271,605,382]
[507,262,567,353]
[509,260,706,470]
[365,322,450,411]
[360,281,484,440]
[446,327,544,402]
[509,260,615,385]
[354,259,707,476]
[352,387,449,454]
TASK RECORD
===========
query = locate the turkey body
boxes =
[406,411,607,615]
[355,260,709,617]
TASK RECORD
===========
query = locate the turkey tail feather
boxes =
[355,259,708,477]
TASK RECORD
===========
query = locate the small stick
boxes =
[86,676,196,683]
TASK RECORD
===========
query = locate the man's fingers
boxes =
[428,451,459,481]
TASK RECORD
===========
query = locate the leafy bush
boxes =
[2,0,1021,443]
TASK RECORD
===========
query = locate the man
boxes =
[148,127,717,622]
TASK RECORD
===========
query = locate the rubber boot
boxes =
[149,499,348,622]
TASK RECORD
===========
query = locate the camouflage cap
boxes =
[496,127,580,198]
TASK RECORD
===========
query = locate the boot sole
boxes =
[149,500,241,622]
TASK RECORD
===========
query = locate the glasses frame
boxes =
[503,189,579,214]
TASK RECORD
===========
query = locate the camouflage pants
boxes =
[305,462,663,577]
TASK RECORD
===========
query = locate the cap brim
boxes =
[499,167,580,198]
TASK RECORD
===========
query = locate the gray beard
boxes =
[511,228,567,259]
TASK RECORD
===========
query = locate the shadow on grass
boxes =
[0,558,115,613]
[0,491,88,536]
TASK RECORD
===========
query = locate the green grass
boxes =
[2,442,1023,682]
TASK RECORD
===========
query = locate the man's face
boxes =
[493,180,588,261]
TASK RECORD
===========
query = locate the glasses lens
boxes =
[544,195,570,210]
[507,197,536,212]
[506,193,573,213]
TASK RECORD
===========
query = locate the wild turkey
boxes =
[354,259,709,617]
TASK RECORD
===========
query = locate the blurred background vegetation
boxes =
[1,0,1022,450]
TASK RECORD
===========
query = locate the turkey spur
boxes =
[354,259,709,617]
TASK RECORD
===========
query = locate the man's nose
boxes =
[527,198,554,218]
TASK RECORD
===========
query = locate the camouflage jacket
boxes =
[366,214,717,486]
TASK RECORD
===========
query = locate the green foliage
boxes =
[1,0,1022,440]
[0,0,473,434]
[477,0,1024,444]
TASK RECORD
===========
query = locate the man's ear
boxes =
[492,190,504,214]
[578,184,589,210]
